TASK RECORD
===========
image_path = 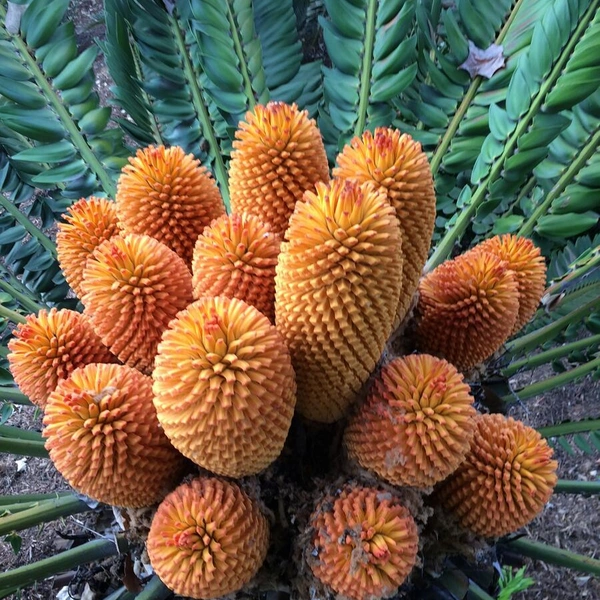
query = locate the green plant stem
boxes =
[426,0,600,270]
[0,279,44,313]
[0,387,32,405]
[354,0,377,137]
[0,492,70,505]
[538,418,600,438]
[0,424,43,441]
[0,195,56,257]
[2,19,116,198]
[505,538,600,576]
[0,495,91,536]
[503,334,600,377]
[0,436,48,457]
[169,11,230,209]
[135,576,172,599]
[225,1,256,110]
[555,480,600,494]
[519,127,600,237]
[0,304,26,324]
[503,355,600,402]
[467,580,495,600]
[0,492,71,513]
[0,536,128,594]
[505,297,599,355]
[429,0,527,176]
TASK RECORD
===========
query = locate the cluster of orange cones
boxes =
[7,102,557,600]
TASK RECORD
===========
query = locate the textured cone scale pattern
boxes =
[116,145,225,264]
[345,354,477,488]
[147,477,269,599]
[308,486,418,600]
[8,308,115,408]
[56,196,120,298]
[43,363,185,508]
[153,296,296,477]
[229,101,330,235]
[192,213,280,321]
[469,235,546,334]
[81,233,193,373]
[334,128,436,324]
[436,414,558,537]
[275,179,403,423]
[415,250,520,371]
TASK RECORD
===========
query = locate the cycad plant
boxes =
[0,0,599,599]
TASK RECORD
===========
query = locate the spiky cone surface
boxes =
[43,363,185,508]
[7,308,115,408]
[436,413,558,537]
[415,250,520,371]
[345,354,477,488]
[228,101,330,236]
[81,233,193,373]
[468,234,547,334]
[192,213,280,321]
[147,477,269,599]
[308,486,419,600]
[275,178,403,423]
[56,196,120,298]
[334,128,436,324]
[116,145,225,265]
[152,296,296,477]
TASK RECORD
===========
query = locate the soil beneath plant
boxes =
[1,1,599,599]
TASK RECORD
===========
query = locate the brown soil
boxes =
[508,372,600,600]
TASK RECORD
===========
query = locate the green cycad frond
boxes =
[102,0,231,201]
[182,0,268,126]
[427,0,600,264]
[254,0,323,115]
[101,0,162,146]
[519,90,600,241]
[319,0,418,158]
[0,0,128,199]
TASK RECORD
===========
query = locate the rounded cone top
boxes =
[8,308,115,408]
[153,295,296,477]
[467,234,546,334]
[415,250,520,371]
[43,363,185,508]
[116,145,225,265]
[147,477,269,599]
[436,413,557,537]
[192,213,281,321]
[345,354,477,488]
[80,233,193,373]
[308,485,419,600]
[229,101,330,236]
[56,196,119,299]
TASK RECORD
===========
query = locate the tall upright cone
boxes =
[275,179,403,422]
[228,102,330,236]
[335,128,436,324]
